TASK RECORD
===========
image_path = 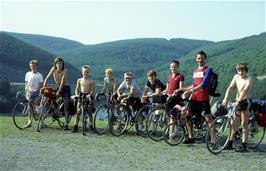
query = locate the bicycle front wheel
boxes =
[109,104,129,136]
[13,101,33,129]
[206,116,231,154]
[94,104,110,135]
[146,107,169,142]
[164,122,185,146]
[135,105,150,137]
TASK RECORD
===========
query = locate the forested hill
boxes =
[60,38,214,81]
[156,32,266,99]
[6,32,84,54]
[0,32,80,83]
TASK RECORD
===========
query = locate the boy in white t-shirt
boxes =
[25,60,43,126]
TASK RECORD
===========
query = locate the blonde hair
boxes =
[105,68,113,74]
[29,59,38,65]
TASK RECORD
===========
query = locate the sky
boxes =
[1,0,265,44]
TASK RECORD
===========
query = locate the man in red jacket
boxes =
[178,50,215,144]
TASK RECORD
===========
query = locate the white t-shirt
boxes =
[25,71,43,92]
[118,80,142,97]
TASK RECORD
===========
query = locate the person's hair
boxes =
[29,59,38,66]
[170,60,179,66]
[105,68,113,74]
[124,72,133,78]
[53,57,64,70]
[196,50,207,59]
[236,62,248,73]
[82,65,90,71]
[147,69,157,77]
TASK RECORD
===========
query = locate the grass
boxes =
[0,115,266,171]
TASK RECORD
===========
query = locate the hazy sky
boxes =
[1,0,265,44]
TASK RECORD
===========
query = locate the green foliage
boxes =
[60,38,213,82]
[0,32,80,83]
[157,32,266,100]
[6,32,84,54]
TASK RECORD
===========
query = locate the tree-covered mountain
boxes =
[60,38,214,82]
[156,32,266,99]
[0,32,80,83]
[6,32,84,54]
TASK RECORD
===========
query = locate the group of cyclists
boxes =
[23,50,254,153]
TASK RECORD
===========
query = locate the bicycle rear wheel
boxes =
[13,101,33,129]
[164,122,185,146]
[206,116,231,154]
[146,107,169,142]
[94,104,109,135]
[247,123,265,149]
[109,104,129,136]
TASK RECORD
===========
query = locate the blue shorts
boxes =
[59,85,71,99]
[27,91,41,102]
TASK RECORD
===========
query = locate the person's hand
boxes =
[232,101,239,107]
[174,88,183,94]
[222,99,227,107]
[117,95,122,101]
[182,90,192,99]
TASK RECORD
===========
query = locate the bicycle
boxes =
[109,97,141,136]
[206,101,266,154]
[145,94,171,142]
[36,87,72,132]
[93,93,117,135]
[12,91,40,129]
[75,93,94,136]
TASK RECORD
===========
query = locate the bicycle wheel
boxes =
[248,123,265,149]
[13,101,33,129]
[164,122,185,146]
[109,104,129,136]
[37,99,55,132]
[94,104,109,135]
[206,116,231,154]
[146,107,169,142]
[135,105,149,137]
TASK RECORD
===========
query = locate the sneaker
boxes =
[138,123,144,131]
[235,145,248,153]
[89,125,94,131]
[64,125,70,131]
[169,134,175,142]
[72,125,78,133]
[224,140,233,150]
[183,138,195,144]
[235,143,248,153]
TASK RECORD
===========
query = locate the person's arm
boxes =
[222,75,237,105]
[101,78,106,94]
[57,69,67,95]
[75,79,80,96]
[43,67,54,87]
[37,74,43,93]
[237,78,251,102]
[113,79,118,94]
[142,86,149,96]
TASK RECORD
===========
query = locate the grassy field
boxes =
[1,116,266,171]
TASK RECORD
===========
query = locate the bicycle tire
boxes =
[206,116,231,154]
[93,104,109,135]
[135,105,150,137]
[13,101,33,130]
[146,106,169,142]
[164,122,185,146]
[109,104,129,136]
[81,105,86,136]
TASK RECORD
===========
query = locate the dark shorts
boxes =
[169,105,182,119]
[235,99,249,111]
[128,97,143,111]
[59,85,71,99]
[166,94,183,110]
[27,91,41,102]
[187,100,211,116]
